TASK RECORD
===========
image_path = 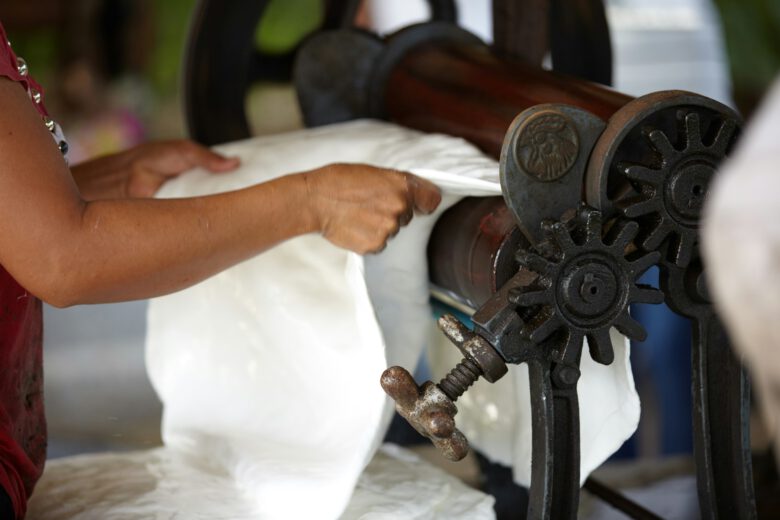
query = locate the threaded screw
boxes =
[438,357,483,401]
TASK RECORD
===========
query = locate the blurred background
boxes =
[1,0,779,514]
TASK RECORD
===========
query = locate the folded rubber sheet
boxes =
[29,121,639,519]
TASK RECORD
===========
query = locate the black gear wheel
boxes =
[509,206,663,368]
[617,111,738,267]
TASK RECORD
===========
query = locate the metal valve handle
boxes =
[380,314,508,461]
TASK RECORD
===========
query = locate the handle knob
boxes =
[381,366,469,461]
[380,314,508,461]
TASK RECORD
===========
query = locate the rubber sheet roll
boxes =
[30,120,639,519]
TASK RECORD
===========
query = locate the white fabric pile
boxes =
[29,120,639,519]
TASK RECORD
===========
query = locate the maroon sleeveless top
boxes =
[0,22,50,519]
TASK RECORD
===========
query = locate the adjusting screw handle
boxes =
[379,314,508,462]
[380,365,470,461]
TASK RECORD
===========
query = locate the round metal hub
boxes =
[557,254,624,327]
[665,159,715,225]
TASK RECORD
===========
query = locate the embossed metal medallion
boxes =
[513,110,580,182]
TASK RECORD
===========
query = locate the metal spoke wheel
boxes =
[183,0,456,145]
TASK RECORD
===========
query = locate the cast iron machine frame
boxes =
[183,1,754,518]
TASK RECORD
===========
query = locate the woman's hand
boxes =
[0,76,440,306]
[302,163,442,254]
[71,140,240,200]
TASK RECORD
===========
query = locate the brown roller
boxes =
[385,42,631,159]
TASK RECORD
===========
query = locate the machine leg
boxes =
[528,359,580,519]
[692,316,756,519]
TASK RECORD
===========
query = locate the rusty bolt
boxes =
[438,314,508,385]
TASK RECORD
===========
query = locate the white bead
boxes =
[31,89,42,104]
[16,57,28,76]
[43,117,55,132]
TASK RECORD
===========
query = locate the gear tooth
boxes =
[581,207,602,243]
[586,329,614,365]
[528,312,563,344]
[712,118,737,154]
[647,129,677,162]
[684,112,702,150]
[629,251,661,277]
[548,221,575,250]
[614,313,647,342]
[631,285,664,305]
[672,231,696,267]
[517,251,555,276]
[642,220,673,251]
[611,220,639,250]
[561,330,585,362]
[622,163,662,185]
[622,197,658,219]
[510,288,551,308]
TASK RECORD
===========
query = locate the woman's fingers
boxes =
[405,174,442,215]
[181,141,241,172]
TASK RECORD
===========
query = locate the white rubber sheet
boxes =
[30,120,639,519]
[28,444,494,519]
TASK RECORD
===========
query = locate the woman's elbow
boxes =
[14,252,92,308]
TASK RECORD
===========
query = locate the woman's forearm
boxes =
[36,174,315,306]
[0,78,440,308]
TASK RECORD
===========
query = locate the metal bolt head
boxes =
[553,364,581,388]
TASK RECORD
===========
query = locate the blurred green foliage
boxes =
[256,0,322,54]
[714,0,780,112]
[149,0,199,98]
[151,0,321,97]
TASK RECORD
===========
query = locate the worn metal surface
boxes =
[499,104,606,245]
[428,197,527,309]
[294,30,383,127]
[380,365,470,461]
[512,206,662,367]
[380,314,507,461]
[585,91,741,265]
[661,256,756,519]
[583,91,752,517]
[438,314,508,385]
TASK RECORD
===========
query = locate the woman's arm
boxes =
[0,78,440,307]
[70,140,241,200]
